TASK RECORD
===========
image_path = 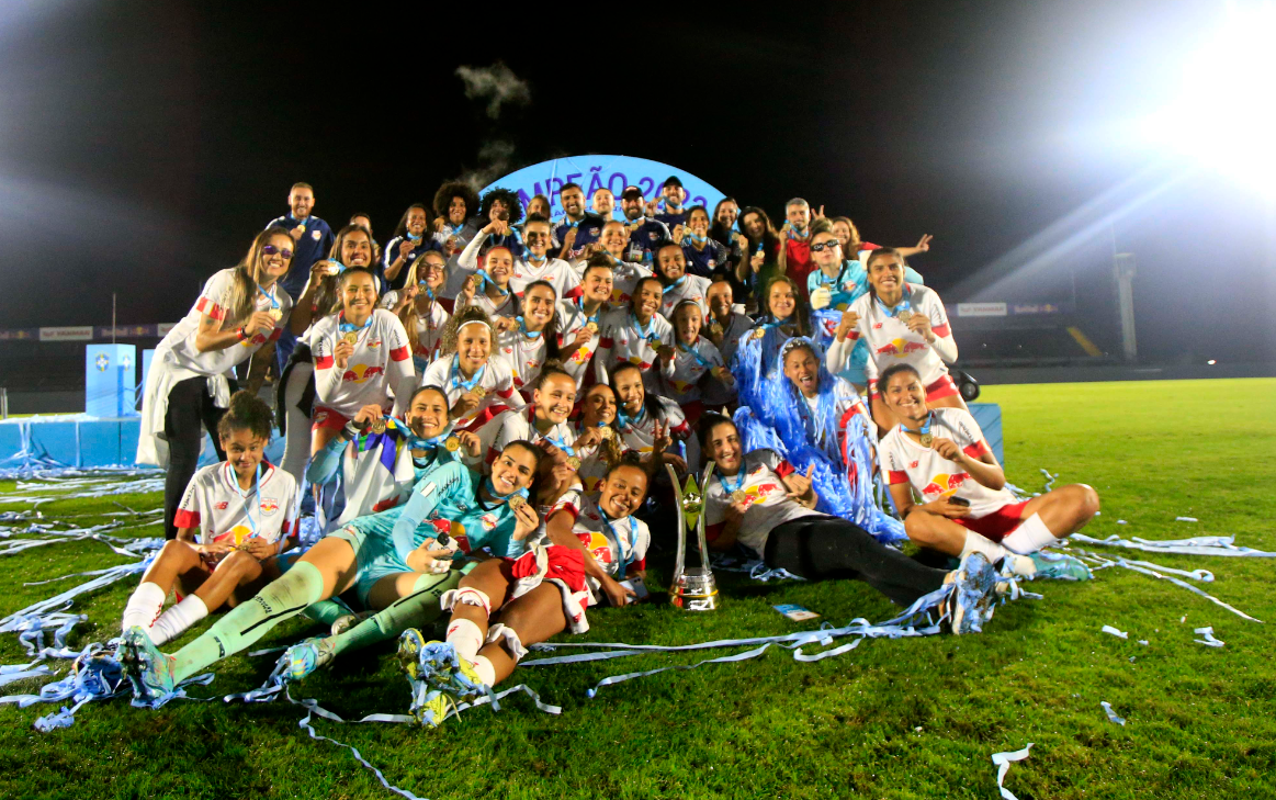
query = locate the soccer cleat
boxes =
[1025,551,1092,581]
[946,552,997,635]
[413,688,455,728]
[331,611,375,637]
[118,626,176,704]
[398,636,488,727]
[282,637,336,682]
[71,647,126,699]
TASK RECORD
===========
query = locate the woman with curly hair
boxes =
[432,180,482,297]
[420,307,518,431]
[477,186,524,260]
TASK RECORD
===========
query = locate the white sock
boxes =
[149,594,209,646]
[446,618,484,662]
[121,582,167,633]
[472,655,497,686]
[960,532,1009,563]
[1001,513,1058,555]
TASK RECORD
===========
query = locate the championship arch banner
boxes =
[482,154,727,219]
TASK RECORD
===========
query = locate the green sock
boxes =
[302,597,355,629]
[172,560,326,682]
[331,570,461,657]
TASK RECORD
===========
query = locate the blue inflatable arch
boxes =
[481,154,727,219]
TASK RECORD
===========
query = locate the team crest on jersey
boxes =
[366,338,382,349]
[647,231,658,241]
[259,498,280,515]
[481,513,498,531]
[707,259,717,269]
[311,229,322,241]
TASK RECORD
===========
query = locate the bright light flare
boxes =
[1139,3,1276,192]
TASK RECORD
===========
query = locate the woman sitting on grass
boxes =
[117,433,542,703]
[397,457,651,727]
[120,391,298,646]
[876,363,1097,580]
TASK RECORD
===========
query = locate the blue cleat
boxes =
[946,552,998,635]
[118,626,176,705]
[282,637,335,683]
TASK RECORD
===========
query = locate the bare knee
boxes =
[218,550,263,581]
[1065,484,1100,524]
[904,510,943,546]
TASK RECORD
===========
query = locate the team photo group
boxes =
[117,174,1102,726]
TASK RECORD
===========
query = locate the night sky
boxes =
[0,0,1269,363]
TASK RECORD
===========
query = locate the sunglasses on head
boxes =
[262,244,294,259]
[810,240,841,252]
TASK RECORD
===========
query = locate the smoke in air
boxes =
[454,62,531,119]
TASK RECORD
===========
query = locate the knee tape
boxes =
[485,622,527,662]
[440,587,491,616]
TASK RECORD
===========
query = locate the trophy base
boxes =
[671,568,720,612]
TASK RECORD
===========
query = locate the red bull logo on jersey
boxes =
[366,338,381,349]
[342,363,385,383]
[481,513,498,531]
[921,472,968,499]
[736,482,780,510]
[570,347,592,365]
[259,498,279,516]
[671,378,695,394]
[875,338,928,358]
[213,524,254,547]
[576,530,614,564]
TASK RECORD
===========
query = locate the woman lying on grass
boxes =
[120,390,297,646]
[877,363,1097,580]
[397,457,652,727]
[115,431,542,704]
[697,414,1000,634]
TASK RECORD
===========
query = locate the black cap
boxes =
[621,185,644,201]
[662,175,684,189]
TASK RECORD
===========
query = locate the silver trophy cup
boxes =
[667,462,720,611]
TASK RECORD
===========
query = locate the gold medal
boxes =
[709,321,724,338]
[751,328,765,340]
[370,418,386,434]
[342,331,359,346]
[731,490,748,504]
[268,308,283,322]
[470,386,486,399]
[598,426,614,441]
[566,456,581,470]
[507,495,526,511]
[444,436,461,452]
[585,321,599,334]
[897,309,914,324]
[920,432,933,447]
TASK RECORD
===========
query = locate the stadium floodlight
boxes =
[1138,2,1276,194]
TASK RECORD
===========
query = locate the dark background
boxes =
[0,0,1270,364]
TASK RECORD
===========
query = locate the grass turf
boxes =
[1,377,1274,800]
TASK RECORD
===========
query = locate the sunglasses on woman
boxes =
[809,240,841,253]
[262,244,294,259]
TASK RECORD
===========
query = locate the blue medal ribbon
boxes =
[677,338,714,370]
[629,312,658,344]
[327,259,347,275]
[901,411,934,440]
[449,355,485,393]
[256,284,280,313]
[482,476,530,503]
[228,463,262,540]
[662,276,686,295]
[575,296,601,326]
[337,311,372,339]
[599,508,640,578]
[718,466,747,498]
[516,316,542,339]
[874,288,912,317]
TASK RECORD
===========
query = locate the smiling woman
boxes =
[137,226,296,540]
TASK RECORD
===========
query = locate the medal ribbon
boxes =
[516,316,542,339]
[901,411,934,442]
[629,312,657,343]
[661,276,686,295]
[449,354,486,393]
[227,462,262,540]
[337,311,372,338]
[874,288,912,317]
[599,508,640,578]
[677,339,714,369]
[718,467,747,498]
[256,284,281,312]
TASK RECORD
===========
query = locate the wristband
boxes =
[236,326,249,341]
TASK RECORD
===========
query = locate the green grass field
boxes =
[2,378,1274,800]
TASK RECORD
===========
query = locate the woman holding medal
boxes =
[877,363,1096,580]
[826,248,962,433]
[571,383,626,492]
[740,206,782,308]
[588,220,654,305]
[697,414,1002,634]
[480,364,578,465]
[663,300,733,428]
[455,244,519,318]
[654,241,712,319]
[139,227,293,540]
[731,276,809,423]
[119,440,543,704]
[381,249,452,373]
[121,392,298,647]
[309,268,417,461]
[557,258,614,389]
[611,361,690,475]
[433,181,481,298]
[490,279,561,399]
[421,308,518,431]
[508,213,579,300]
[278,224,378,483]
[594,276,675,391]
[679,205,731,279]
[383,204,439,291]
[396,456,650,727]
[700,280,752,407]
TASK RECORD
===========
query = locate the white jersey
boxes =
[478,404,577,463]
[834,284,954,388]
[160,268,291,379]
[568,492,651,597]
[511,256,580,300]
[436,220,482,299]
[662,336,726,405]
[658,274,712,319]
[311,309,414,418]
[704,450,820,556]
[881,407,1015,519]
[595,308,674,389]
[493,326,550,395]
[421,354,518,431]
[569,421,626,493]
[618,396,690,455]
[379,292,450,372]
[455,286,519,319]
[556,301,607,387]
[173,462,298,550]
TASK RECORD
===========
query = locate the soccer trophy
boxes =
[667,462,720,611]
